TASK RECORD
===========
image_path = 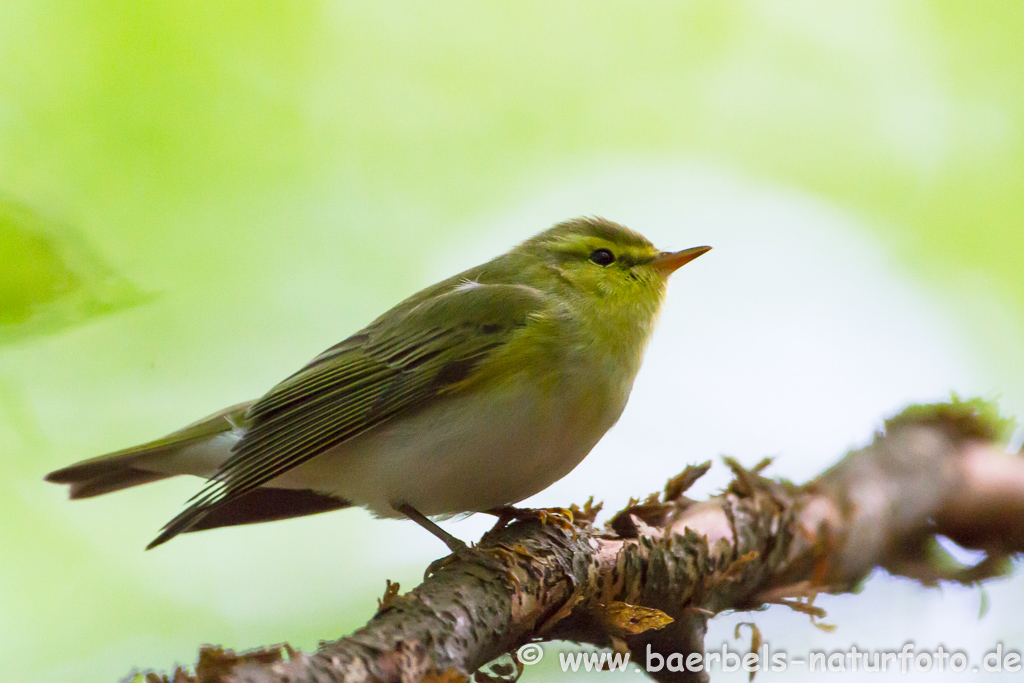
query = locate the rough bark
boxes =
[142,399,1023,683]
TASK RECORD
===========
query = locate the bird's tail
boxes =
[44,402,251,499]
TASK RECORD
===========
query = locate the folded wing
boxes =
[148,283,551,548]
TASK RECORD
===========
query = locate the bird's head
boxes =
[516,217,710,314]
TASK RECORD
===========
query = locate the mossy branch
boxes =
[141,398,1023,683]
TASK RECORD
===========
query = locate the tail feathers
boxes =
[69,468,171,499]
[45,401,252,494]
[45,444,188,489]
[43,400,352,549]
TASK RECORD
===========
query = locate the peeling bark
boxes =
[141,399,1023,683]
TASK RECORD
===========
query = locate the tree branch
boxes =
[144,399,1022,683]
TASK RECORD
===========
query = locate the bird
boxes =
[45,217,710,553]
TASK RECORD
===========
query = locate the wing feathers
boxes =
[150,283,551,547]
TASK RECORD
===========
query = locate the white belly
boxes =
[272,378,628,518]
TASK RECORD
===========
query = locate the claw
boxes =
[423,544,475,580]
[487,506,575,532]
[531,507,576,536]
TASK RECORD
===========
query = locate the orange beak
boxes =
[650,246,712,274]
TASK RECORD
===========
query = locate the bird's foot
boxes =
[485,505,576,534]
[395,502,476,577]
[423,540,476,579]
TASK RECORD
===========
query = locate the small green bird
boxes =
[45,217,709,552]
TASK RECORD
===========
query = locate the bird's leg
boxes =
[395,503,469,554]
[483,505,519,533]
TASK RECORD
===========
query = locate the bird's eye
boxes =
[589,248,615,266]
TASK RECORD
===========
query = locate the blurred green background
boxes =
[2,2,1023,681]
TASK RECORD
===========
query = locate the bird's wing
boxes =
[148,283,552,548]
